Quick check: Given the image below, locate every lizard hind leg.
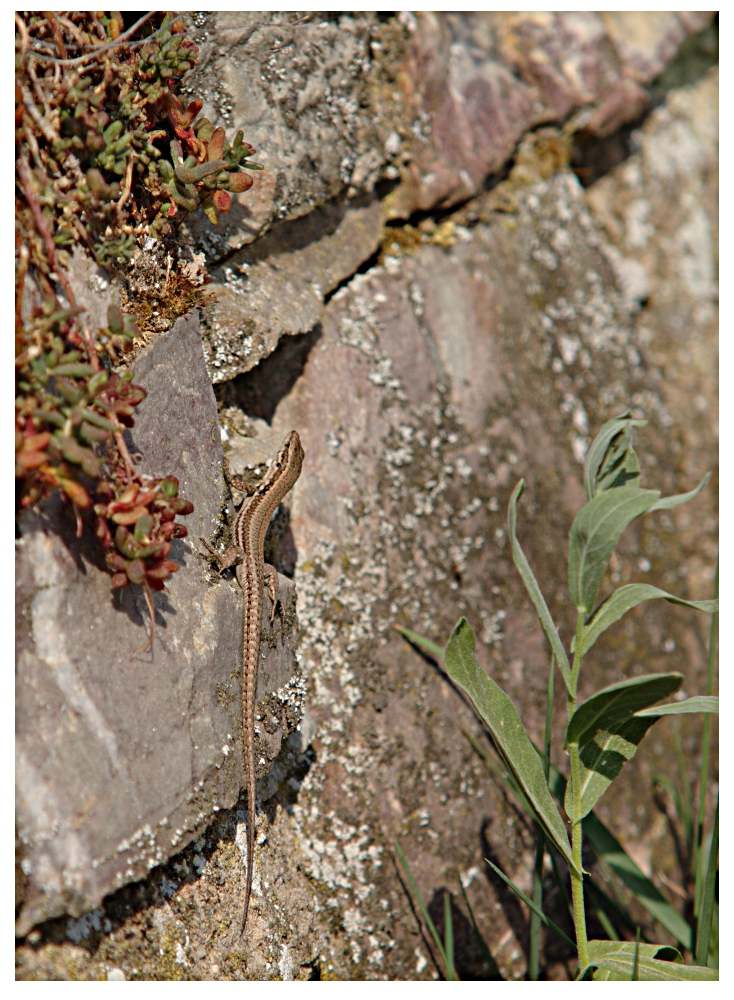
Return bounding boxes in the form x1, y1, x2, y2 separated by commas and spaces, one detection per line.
263, 564, 281, 623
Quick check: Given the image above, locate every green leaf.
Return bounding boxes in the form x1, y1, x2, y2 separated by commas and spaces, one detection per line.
584, 940, 717, 981
485, 859, 576, 951
566, 674, 683, 748
574, 584, 718, 657
444, 618, 577, 873
568, 486, 660, 613
508, 481, 571, 687
565, 714, 661, 820
548, 766, 694, 948
635, 695, 719, 718
584, 411, 647, 500
695, 795, 718, 968
394, 625, 445, 662
649, 472, 710, 511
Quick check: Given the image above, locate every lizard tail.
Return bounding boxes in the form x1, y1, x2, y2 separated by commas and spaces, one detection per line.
240, 764, 255, 936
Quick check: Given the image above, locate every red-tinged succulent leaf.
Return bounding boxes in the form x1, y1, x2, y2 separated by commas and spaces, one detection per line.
171, 524, 188, 538
212, 189, 232, 213
17, 451, 48, 471
163, 560, 180, 573
208, 127, 225, 161
117, 484, 140, 505
164, 92, 185, 127
96, 516, 114, 547
112, 505, 151, 526
170, 498, 194, 515
228, 171, 254, 193
111, 572, 129, 589
135, 489, 160, 507
160, 521, 175, 539
147, 576, 166, 591
59, 477, 91, 508
126, 559, 146, 585
105, 551, 128, 573
183, 98, 203, 128
145, 563, 172, 580
22, 432, 52, 452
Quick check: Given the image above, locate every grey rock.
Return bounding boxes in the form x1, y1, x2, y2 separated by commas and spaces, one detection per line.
15, 315, 302, 935
201, 196, 385, 382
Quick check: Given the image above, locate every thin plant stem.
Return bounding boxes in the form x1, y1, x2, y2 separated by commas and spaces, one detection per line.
694, 560, 718, 920
567, 611, 588, 968
569, 742, 588, 969
530, 651, 555, 979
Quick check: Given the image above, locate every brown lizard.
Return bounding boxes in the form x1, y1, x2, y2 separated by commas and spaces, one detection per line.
201, 429, 304, 937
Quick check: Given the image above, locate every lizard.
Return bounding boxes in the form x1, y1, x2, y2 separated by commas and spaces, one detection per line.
200, 429, 304, 938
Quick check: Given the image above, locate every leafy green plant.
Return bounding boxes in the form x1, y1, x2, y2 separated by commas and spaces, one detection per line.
15, 13, 266, 651
397, 412, 718, 980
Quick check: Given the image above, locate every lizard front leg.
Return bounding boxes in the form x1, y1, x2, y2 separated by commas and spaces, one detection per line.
199, 536, 245, 573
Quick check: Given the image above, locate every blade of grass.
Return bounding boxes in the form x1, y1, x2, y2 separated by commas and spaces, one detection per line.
443, 891, 456, 981
485, 858, 576, 951
632, 928, 641, 980
672, 725, 694, 850
694, 559, 718, 919
695, 795, 718, 967
394, 840, 455, 979
529, 829, 545, 980
458, 878, 497, 974
393, 625, 445, 662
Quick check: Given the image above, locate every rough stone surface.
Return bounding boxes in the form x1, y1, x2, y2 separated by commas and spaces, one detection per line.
16, 19, 717, 985
201, 196, 385, 382
181, 11, 713, 383
15, 315, 303, 936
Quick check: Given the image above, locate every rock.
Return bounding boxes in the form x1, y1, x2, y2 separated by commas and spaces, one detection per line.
182, 11, 712, 381
181, 12, 384, 254
15, 314, 303, 936
382, 11, 715, 217
200, 196, 385, 382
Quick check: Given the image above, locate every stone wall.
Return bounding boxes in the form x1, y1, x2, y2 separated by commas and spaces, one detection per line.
16, 12, 717, 981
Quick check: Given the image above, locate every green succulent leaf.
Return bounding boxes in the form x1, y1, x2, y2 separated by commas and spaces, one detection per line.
566, 673, 683, 749
583, 940, 716, 981
574, 583, 718, 657
444, 618, 577, 873
508, 480, 571, 687
648, 472, 711, 511
568, 486, 660, 613
634, 695, 719, 718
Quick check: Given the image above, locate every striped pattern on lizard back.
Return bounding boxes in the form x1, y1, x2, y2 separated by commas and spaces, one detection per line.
233, 430, 304, 938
